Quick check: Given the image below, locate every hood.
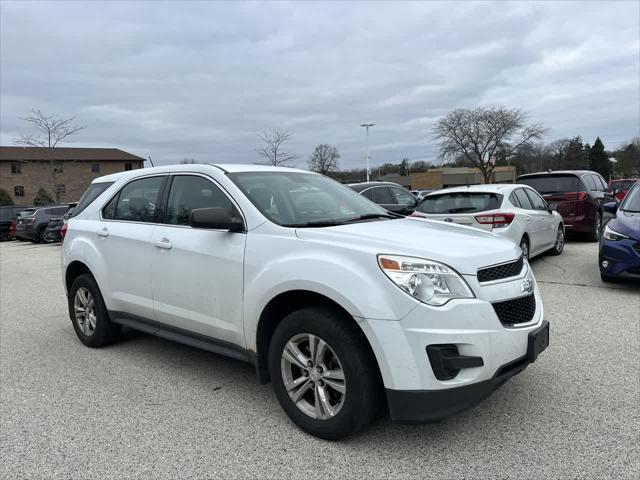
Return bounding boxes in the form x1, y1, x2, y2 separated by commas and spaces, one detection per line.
608, 210, 640, 241
295, 217, 521, 275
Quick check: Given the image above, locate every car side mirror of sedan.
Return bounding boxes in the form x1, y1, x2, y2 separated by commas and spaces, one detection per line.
602, 202, 618, 215
547, 202, 558, 213
190, 207, 244, 232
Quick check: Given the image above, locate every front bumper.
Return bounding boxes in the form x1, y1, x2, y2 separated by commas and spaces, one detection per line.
599, 238, 640, 279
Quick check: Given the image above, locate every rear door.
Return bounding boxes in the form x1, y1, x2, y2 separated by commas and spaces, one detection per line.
150, 174, 247, 346
524, 188, 556, 251
98, 174, 166, 321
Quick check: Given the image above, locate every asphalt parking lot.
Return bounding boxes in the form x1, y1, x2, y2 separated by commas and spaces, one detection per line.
1, 240, 638, 479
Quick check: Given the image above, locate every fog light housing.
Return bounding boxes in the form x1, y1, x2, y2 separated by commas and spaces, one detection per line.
601, 260, 609, 268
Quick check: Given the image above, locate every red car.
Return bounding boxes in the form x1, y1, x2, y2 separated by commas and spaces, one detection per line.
517, 170, 614, 242
609, 179, 638, 202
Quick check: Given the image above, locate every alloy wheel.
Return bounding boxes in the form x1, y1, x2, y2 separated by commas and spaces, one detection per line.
74, 287, 97, 336
280, 333, 346, 420
520, 240, 529, 260
555, 228, 564, 253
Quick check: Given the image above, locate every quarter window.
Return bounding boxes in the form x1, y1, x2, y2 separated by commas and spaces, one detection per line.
363, 187, 394, 204
513, 189, 533, 209
582, 175, 597, 191
103, 176, 164, 222
165, 175, 234, 226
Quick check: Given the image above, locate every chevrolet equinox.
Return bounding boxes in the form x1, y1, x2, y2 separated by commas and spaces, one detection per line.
62, 164, 549, 439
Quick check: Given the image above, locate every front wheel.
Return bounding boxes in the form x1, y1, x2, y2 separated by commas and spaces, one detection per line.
268, 306, 381, 440
520, 237, 530, 260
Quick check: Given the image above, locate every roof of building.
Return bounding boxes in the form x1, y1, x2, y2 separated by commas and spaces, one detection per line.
0, 146, 145, 162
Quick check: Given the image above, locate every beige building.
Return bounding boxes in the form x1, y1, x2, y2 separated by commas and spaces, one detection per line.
379, 166, 517, 190
0, 146, 145, 205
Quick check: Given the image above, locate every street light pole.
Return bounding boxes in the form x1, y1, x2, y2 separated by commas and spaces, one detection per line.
361, 123, 375, 182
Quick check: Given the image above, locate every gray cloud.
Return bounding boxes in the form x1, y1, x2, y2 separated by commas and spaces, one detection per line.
1, 0, 638, 169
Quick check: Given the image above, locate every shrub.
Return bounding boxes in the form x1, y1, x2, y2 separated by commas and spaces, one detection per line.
33, 188, 55, 206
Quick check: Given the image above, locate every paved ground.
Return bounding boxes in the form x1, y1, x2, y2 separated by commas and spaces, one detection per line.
1, 239, 638, 479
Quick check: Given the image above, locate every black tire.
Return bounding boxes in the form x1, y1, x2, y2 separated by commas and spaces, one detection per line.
68, 273, 121, 347
519, 236, 530, 260
32, 226, 46, 243
268, 306, 381, 440
586, 212, 601, 242
548, 224, 565, 256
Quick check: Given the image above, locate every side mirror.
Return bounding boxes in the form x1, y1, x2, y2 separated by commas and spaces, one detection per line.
602, 202, 618, 215
547, 202, 558, 213
190, 207, 244, 232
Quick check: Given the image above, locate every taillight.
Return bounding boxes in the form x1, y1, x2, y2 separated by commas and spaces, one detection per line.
60, 223, 68, 244
565, 191, 588, 201
474, 213, 515, 228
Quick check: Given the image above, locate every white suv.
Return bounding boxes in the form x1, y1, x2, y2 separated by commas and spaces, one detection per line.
62, 165, 549, 439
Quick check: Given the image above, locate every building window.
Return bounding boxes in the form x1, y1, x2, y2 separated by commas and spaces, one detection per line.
53, 161, 64, 174
91, 162, 100, 173
11, 162, 22, 174
14, 185, 25, 198
125, 162, 133, 171
55, 184, 66, 194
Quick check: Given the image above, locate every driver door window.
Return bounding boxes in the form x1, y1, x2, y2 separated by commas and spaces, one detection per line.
164, 175, 234, 226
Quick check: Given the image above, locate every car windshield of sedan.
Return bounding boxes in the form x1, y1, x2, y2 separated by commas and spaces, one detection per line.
228, 171, 394, 227
619, 184, 640, 212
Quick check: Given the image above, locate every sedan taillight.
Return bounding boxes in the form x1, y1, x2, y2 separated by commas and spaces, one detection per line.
474, 213, 515, 228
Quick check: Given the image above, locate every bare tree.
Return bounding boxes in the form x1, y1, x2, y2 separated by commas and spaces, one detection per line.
432, 107, 548, 183
180, 158, 209, 164
14, 109, 86, 202
308, 144, 340, 175
256, 128, 298, 166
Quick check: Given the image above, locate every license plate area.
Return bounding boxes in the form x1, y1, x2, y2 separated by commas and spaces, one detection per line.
527, 320, 549, 363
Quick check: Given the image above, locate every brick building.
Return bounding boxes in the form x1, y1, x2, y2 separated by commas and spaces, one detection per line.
0, 146, 144, 205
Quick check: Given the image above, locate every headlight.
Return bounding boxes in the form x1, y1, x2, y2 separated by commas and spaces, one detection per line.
603, 224, 628, 241
378, 254, 475, 306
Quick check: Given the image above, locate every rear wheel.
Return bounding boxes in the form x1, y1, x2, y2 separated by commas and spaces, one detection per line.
519, 236, 530, 260
548, 225, 565, 256
68, 274, 121, 347
586, 212, 601, 242
268, 306, 380, 440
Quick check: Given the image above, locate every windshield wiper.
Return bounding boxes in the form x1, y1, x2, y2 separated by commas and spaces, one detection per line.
290, 213, 400, 228
346, 213, 401, 221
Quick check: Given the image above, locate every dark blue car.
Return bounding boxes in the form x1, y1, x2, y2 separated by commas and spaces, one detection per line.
599, 181, 640, 282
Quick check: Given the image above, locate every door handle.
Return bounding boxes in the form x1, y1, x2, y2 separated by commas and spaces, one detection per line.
153, 238, 172, 250
96, 227, 109, 237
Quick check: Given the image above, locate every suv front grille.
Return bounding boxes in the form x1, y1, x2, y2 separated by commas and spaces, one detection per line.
492, 294, 536, 326
477, 256, 524, 283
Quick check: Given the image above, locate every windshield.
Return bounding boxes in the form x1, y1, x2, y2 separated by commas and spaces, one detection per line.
417, 192, 502, 214
619, 183, 640, 212
70, 182, 114, 217
228, 171, 392, 227
518, 175, 583, 194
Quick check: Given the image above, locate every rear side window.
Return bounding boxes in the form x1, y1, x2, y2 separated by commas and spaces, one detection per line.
518, 174, 584, 194
524, 189, 547, 211
165, 175, 233, 226
594, 175, 608, 191
513, 189, 534, 210
417, 192, 502, 214
70, 182, 114, 218
582, 175, 597, 191
362, 187, 394, 204
46, 207, 69, 216
103, 176, 164, 222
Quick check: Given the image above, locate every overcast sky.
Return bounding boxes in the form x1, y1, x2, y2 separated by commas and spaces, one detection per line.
1, 1, 639, 169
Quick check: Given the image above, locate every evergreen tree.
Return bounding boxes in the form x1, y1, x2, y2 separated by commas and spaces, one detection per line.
588, 137, 611, 179
563, 136, 587, 169
33, 188, 55, 206
0, 188, 14, 206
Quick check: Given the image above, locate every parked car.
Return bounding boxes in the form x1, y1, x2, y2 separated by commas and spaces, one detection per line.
348, 181, 418, 215
42, 216, 65, 243
412, 184, 564, 259
517, 170, 614, 241
609, 179, 638, 203
599, 182, 640, 282
16, 205, 70, 242
410, 189, 434, 201
0, 205, 32, 241
62, 165, 549, 440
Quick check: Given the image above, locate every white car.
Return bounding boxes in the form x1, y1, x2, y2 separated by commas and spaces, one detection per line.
410, 189, 434, 201
412, 184, 565, 259
61, 165, 549, 439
